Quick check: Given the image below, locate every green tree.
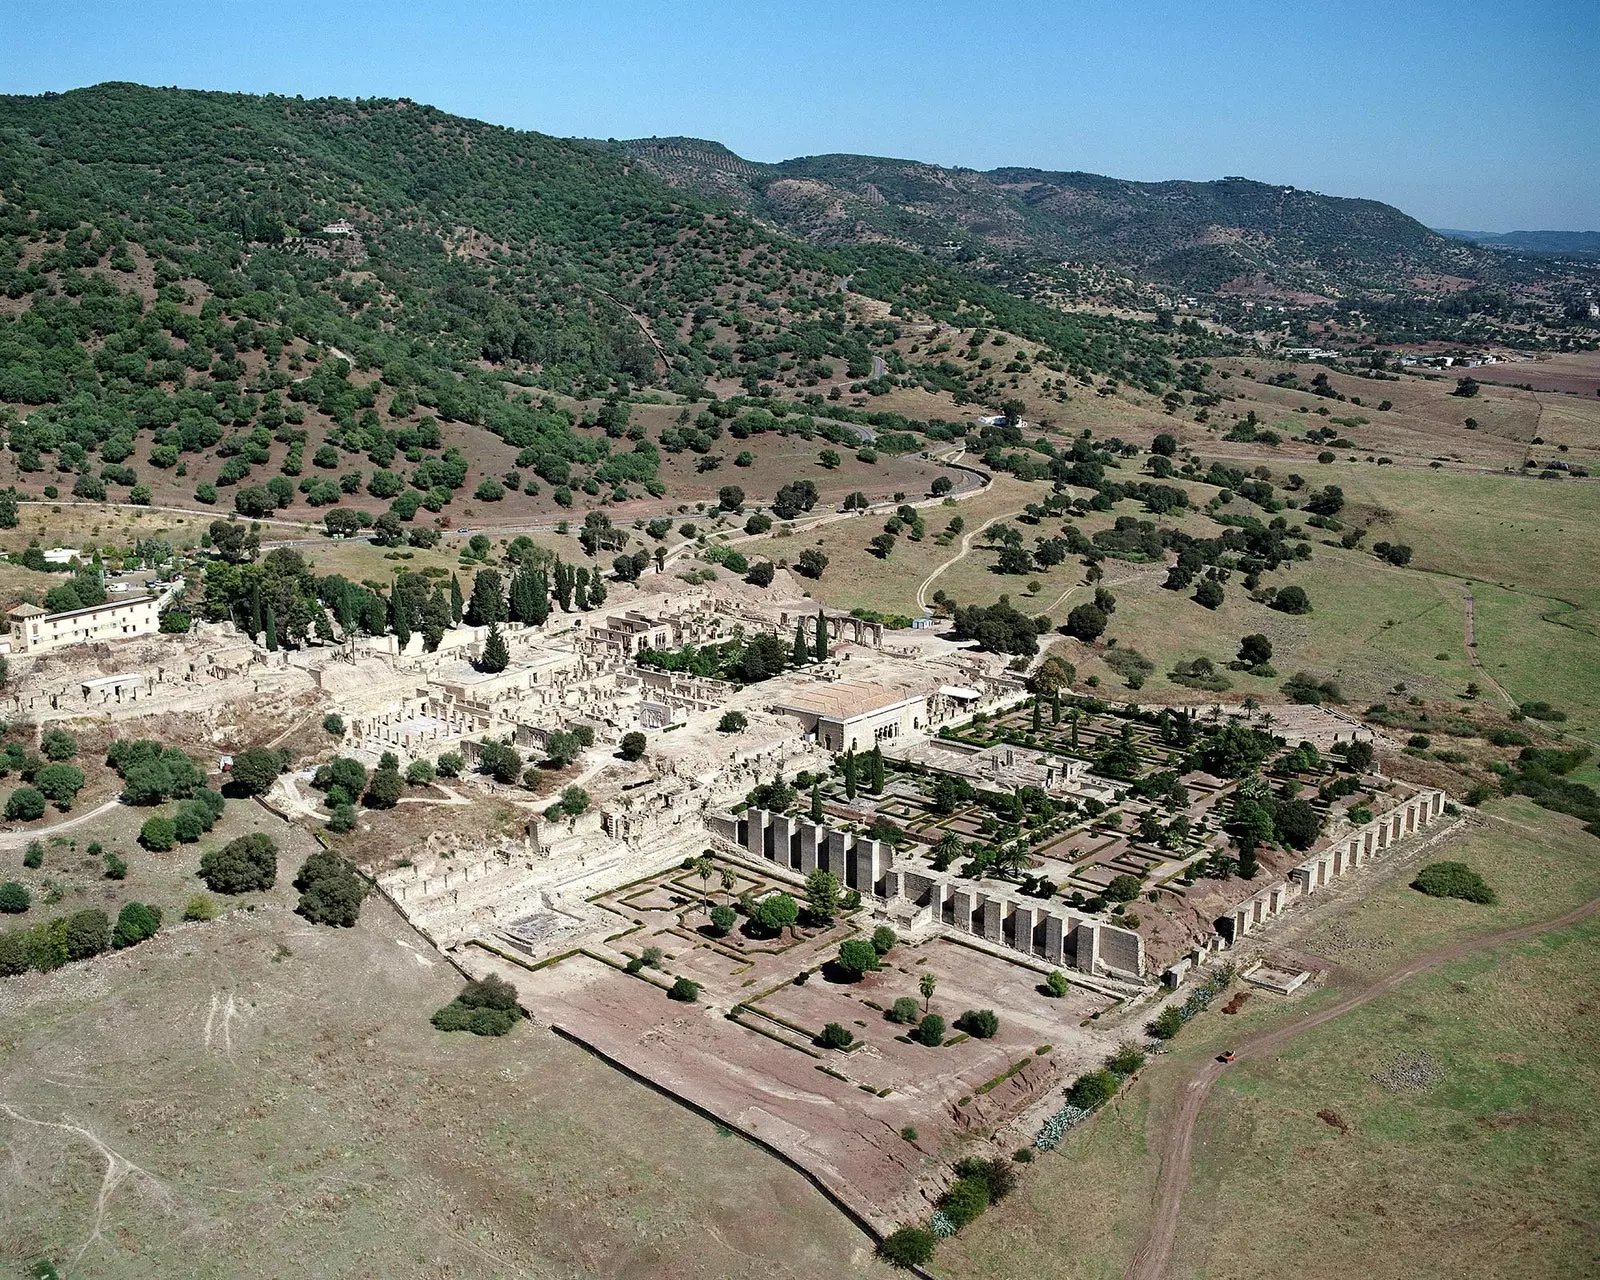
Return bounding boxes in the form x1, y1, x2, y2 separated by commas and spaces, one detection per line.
619, 731, 646, 761
139, 816, 177, 850
228, 746, 283, 796
837, 938, 880, 977
112, 901, 162, 949
294, 850, 369, 926
755, 891, 799, 937
479, 621, 510, 673
916, 1013, 946, 1046
199, 833, 278, 893
919, 970, 937, 1012
805, 869, 842, 922
819, 1022, 853, 1049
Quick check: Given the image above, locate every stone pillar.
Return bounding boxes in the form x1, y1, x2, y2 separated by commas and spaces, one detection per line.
1075, 919, 1100, 974
771, 814, 800, 870
953, 888, 976, 933
743, 809, 767, 859
825, 829, 848, 876
1269, 885, 1285, 915
1235, 906, 1251, 937
980, 897, 1003, 944
799, 822, 823, 875
1009, 903, 1037, 955
1043, 911, 1065, 965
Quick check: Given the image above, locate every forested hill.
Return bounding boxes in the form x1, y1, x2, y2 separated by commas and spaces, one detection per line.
0, 81, 1180, 422
619, 137, 1510, 298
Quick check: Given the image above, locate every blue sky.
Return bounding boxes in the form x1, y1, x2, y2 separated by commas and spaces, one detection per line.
2, 0, 1595, 229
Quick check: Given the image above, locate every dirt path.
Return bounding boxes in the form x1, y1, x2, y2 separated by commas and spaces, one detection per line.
914, 508, 1025, 610
0, 797, 123, 849
1123, 892, 1600, 1280
1461, 583, 1517, 708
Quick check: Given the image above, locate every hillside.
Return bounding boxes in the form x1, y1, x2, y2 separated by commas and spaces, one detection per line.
620, 137, 1524, 299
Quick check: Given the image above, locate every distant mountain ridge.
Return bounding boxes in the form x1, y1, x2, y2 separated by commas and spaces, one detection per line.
617, 137, 1522, 299
1436, 228, 1600, 258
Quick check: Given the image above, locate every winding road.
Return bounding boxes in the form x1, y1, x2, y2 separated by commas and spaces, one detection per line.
1122, 892, 1600, 1280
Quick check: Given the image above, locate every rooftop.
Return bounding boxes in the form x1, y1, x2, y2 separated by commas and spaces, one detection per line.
772, 680, 923, 720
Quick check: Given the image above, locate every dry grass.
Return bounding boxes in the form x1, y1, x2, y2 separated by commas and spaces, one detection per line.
0, 806, 885, 1279
934, 799, 1600, 1280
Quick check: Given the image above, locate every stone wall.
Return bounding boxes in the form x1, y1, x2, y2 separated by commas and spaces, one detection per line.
713, 806, 1145, 979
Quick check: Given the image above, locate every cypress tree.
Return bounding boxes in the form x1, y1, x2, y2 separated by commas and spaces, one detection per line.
813, 612, 828, 662
792, 622, 809, 667
574, 567, 590, 611
1238, 838, 1259, 880
588, 573, 607, 607
843, 748, 857, 800
450, 573, 464, 624
868, 745, 885, 793
1052, 690, 1061, 725
264, 603, 278, 652
480, 622, 509, 673
247, 585, 262, 639
810, 785, 823, 823
554, 559, 573, 611
392, 591, 411, 651
529, 569, 551, 625
1032, 698, 1042, 731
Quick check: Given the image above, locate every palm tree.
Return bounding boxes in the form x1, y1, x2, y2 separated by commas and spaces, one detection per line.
719, 866, 736, 903
919, 971, 937, 1014
694, 854, 715, 913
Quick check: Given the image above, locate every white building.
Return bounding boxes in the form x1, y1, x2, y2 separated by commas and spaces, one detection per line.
8, 595, 159, 654
771, 681, 927, 753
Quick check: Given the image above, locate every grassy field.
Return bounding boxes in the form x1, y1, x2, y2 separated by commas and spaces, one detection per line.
0, 806, 886, 1280
933, 799, 1600, 1280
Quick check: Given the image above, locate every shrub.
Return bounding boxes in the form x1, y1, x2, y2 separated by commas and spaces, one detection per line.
112, 901, 162, 949
1108, 1043, 1147, 1076
717, 710, 748, 734
139, 816, 177, 851
65, 908, 111, 960
173, 808, 205, 844
871, 925, 898, 954
183, 894, 218, 922
1271, 585, 1312, 614
954, 1155, 1017, 1202
879, 1225, 937, 1269
1412, 861, 1496, 904
0, 881, 30, 912
1149, 1005, 1185, 1040
668, 977, 701, 1002
5, 787, 46, 821
1105, 873, 1142, 902
22, 841, 42, 869
916, 1013, 946, 1046
888, 996, 921, 1024
199, 833, 278, 894
436, 752, 464, 778
837, 938, 881, 977
709, 904, 736, 934
1044, 969, 1070, 998
1067, 1068, 1120, 1110
294, 851, 368, 926
939, 1173, 991, 1227
619, 731, 647, 761
819, 1022, 854, 1050
40, 729, 77, 761
104, 853, 128, 880
322, 713, 345, 737
956, 1009, 1000, 1038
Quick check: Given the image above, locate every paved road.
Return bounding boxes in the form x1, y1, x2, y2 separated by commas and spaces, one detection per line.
1122, 890, 1600, 1280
